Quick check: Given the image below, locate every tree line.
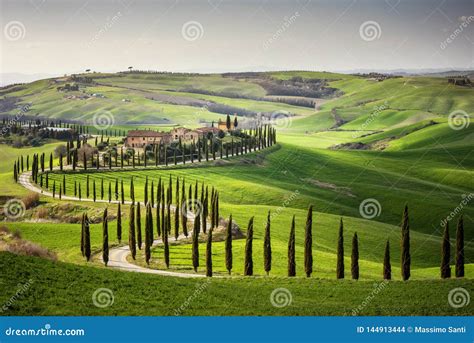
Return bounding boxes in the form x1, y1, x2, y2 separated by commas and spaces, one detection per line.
81, 203, 466, 280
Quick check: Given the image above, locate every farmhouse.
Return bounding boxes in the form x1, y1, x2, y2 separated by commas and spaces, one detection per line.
217, 119, 235, 131
124, 130, 171, 148
124, 126, 222, 149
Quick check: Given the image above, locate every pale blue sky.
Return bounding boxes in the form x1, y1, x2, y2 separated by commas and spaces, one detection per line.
1, 0, 473, 75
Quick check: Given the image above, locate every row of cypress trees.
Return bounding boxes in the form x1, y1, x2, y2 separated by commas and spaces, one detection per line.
15, 125, 277, 182
81, 203, 465, 280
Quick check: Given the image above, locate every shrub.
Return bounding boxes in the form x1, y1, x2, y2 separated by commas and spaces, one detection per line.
22, 192, 40, 209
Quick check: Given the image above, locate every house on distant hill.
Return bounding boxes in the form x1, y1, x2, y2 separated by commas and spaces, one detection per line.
124, 130, 171, 148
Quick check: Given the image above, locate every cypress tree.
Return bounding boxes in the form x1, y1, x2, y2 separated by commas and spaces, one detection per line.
144, 176, 148, 204
192, 213, 200, 272
440, 222, 451, 279
225, 215, 233, 275
108, 181, 111, 203
263, 211, 272, 276
181, 194, 188, 237
78, 182, 81, 200
351, 232, 359, 280
336, 218, 344, 279
62, 175, 66, 195
80, 213, 85, 256
136, 202, 142, 249
174, 178, 180, 240
117, 202, 122, 243
400, 205, 411, 281
383, 239, 391, 280
145, 203, 151, 265
93, 180, 96, 202
163, 211, 170, 268
102, 208, 109, 266
101, 178, 104, 200
288, 215, 296, 277
86, 175, 90, 198
244, 217, 254, 276
121, 179, 124, 204
84, 214, 91, 261
129, 204, 136, 260
114, 178, 118, 201
455, 215, 464, 278
206, 227, 213, 277
130, 177, 135, 202
156, 195, 161, 237
304, 205, 313, 278
52, 181, 56, 198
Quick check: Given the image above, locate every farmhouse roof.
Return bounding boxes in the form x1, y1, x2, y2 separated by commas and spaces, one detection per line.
127, 130, 168, 137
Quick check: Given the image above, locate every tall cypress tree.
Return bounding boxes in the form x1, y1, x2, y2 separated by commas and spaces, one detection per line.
136, 202, 142, 250
244, 217, 254, 276
163, 207, 170, 268
192, 213, 200, 272
80, 213, 85, 256
117, 202, 122, 243
225, 215, 233, 275
351, 232, 359, 280
181, 193, 188, 237
304, 205, 313, 278
102, 208, 109, 266
263, 211, 272, 276
336, 218, 344, 279
121, 180, 125, 204
84, 214, 91, 261
400, 205, 411, 281
206, 227, 213, 277
455, 215, 464, 278
383, 239, 391, 280
145, 203, 151, 265
288, 215, 296, 277
93, 180, 96, 202
440, 222, 451, 279
129, 204, 136, 260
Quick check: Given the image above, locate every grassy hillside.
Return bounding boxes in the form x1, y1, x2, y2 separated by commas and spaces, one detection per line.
1, 252, 472, 316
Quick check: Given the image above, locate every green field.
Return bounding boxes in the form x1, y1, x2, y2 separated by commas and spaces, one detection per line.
0, 70, 473, 316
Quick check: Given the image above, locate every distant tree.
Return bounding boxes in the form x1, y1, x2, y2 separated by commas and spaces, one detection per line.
336, 218, 344, 279
192, 213, 200, 272
400, 205, 411, 281
288, 215, 296, 277
351, 232, 359, 280
136, 202, 142, 250
304, 205, 313, 277
263, 211, 272, 276
84, 214, 91, 261
102, 208, 109, 266
383, 239, 391, 280
226, 114, 231, 130
206, 227, 213, 277
455, 215, 464, 278
244, 217, 254, 276
129, 203, 136, 260
93, 180, 96, 202
440, 222, 451, 279
117, 202, 122, 243
225, 215, 233, 275
233, 115, 238, 129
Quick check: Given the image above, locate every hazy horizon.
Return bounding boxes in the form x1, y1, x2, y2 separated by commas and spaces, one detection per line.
1, 0, 473, 80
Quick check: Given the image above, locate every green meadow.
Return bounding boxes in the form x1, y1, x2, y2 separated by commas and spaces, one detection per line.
0, 71, 472, 315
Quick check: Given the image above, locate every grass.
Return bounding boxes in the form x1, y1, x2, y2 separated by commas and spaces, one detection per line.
0, 70, 473, 315
1, 252, 472, 316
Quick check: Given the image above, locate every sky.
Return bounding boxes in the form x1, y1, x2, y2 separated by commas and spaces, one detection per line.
0, 0, 473, 78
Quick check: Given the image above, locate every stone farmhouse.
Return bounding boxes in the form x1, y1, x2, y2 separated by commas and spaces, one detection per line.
124, 126, 221, 149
